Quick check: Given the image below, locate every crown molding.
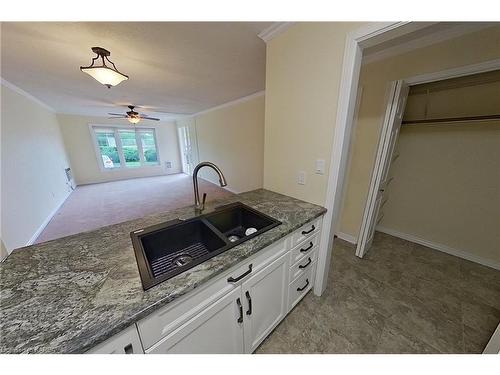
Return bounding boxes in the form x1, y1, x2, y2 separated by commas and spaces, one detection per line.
363, 22, 495, 65
191, 90, 265, 117
1, 77, 56, 112
258, 22, 294, 43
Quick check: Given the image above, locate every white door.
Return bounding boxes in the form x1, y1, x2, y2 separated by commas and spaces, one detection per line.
146, 287, 244, 354
356, 80, 409, 258
241, 253, 289, 353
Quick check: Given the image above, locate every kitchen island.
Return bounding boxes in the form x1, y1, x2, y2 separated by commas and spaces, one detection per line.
0, 189, 326, 354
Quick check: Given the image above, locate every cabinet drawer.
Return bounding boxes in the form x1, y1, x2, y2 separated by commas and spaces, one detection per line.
291, 217, 321, 248
138, 237, 288, 349
289, 247, 318, 282
288, 261, 316, 311
87, 324, 143, 354
290, 233, 319, 265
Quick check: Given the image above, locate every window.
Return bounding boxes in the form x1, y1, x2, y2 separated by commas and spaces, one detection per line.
91, 126, 160, 170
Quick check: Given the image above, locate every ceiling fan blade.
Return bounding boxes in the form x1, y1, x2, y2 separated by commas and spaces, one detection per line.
108, 117, 127, 119
140, 116, 160, 121
108, 113, 127, 116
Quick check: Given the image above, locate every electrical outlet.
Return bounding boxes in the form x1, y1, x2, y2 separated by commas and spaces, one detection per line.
165, 161, 172, 169
298, 171, 306, 185
315, 159, 325, 175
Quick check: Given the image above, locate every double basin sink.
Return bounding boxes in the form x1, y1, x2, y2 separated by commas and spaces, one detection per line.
131, 202, 281, 290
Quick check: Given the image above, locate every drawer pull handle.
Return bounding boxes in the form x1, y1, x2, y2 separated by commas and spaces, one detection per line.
236, 298, 243, 323
297, 279, 310, 292
298, 257, 312, 269
300, 242, 313, 253
245, 291, 252, 316
124, 344, 133, 354
301, 225, 315, 235
227, 264, 253, 283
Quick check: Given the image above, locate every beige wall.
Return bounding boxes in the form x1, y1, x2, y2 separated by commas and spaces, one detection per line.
180, 94, 265, 193
57, 114, 181, 185
1, 83, 72, 251
339, 25, 500, 239
381, 121, 500, 265
263, 22, 365, 206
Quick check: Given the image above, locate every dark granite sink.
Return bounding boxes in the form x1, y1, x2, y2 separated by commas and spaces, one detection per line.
131, 202, 281, 290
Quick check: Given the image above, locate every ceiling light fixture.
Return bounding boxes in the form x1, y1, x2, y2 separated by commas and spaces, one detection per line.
128, 116, 141, 124
80, 47, 128, 88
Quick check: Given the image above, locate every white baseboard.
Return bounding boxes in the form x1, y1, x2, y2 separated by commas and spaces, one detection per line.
335, 231, 357, 245
376, 225, 500, 271
26, 190, 73, 247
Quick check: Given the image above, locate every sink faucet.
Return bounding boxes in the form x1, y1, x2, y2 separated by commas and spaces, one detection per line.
193, 162, 227, 214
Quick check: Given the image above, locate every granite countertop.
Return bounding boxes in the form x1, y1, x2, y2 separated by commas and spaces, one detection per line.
0, 189, 326, 354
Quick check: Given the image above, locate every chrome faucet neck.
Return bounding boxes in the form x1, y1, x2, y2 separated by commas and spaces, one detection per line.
192, 162, 227, 213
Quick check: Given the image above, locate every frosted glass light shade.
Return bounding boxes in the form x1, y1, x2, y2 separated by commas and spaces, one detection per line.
128, 116, 141, 124
81, 66, 128, 88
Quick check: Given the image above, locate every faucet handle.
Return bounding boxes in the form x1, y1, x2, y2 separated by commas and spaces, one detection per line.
201, 192, 207, 211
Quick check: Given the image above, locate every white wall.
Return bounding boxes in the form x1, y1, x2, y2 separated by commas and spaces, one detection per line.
1, 82, 72, 252
177, 94, 265, 193
57, 114, 182, 185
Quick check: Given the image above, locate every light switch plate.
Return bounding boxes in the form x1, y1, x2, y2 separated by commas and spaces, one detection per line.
315, 159, 325, 175
298, 171, 306, 185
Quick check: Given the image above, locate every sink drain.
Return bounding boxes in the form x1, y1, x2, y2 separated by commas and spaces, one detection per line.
172, 254, 194, 267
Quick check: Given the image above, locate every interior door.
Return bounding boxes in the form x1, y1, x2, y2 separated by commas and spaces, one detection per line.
146, 287, 244, 354
356, 80, 409, 258
241, 253, 288, 353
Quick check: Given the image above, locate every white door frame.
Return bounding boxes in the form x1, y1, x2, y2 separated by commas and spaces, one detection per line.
313, 19, 500, 295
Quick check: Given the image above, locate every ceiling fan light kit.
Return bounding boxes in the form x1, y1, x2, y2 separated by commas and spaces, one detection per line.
108, 105, 160, 125
80, 47, 129, 88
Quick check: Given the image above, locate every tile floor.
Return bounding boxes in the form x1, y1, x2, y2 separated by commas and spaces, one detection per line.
256, 232, 500, 353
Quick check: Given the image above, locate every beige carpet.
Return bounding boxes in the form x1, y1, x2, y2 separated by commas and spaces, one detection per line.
35, 174, 234, 244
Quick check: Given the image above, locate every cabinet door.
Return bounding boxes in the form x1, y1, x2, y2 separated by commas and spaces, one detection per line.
146, 287, 244, 354
242, 252, 289, 353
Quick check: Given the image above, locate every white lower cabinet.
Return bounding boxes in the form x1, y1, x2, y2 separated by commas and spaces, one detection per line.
242, 252, 289, 353
88, 216, 323, 354
147, 287, 244, 354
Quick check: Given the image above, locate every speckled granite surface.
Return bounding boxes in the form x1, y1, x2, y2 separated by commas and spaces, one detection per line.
0, 189, 326, 354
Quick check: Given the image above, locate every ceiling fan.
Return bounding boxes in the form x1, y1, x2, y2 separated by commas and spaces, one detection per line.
108, 105, 160, 124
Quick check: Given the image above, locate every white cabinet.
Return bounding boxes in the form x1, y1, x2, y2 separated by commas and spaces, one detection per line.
242, 252, 289, 353
147, 288, 244, 353
87, 324, 144, 354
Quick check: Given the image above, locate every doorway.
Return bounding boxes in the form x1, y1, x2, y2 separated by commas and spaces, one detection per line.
178, 121, 200, 175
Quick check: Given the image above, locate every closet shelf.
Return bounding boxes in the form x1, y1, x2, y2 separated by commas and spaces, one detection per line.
402, 114, 500, 125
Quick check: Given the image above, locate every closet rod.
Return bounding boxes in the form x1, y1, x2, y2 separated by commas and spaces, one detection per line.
402, 114, 500, 125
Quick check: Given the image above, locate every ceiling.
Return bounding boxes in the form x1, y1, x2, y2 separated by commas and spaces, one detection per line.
1, 22, 272, 120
